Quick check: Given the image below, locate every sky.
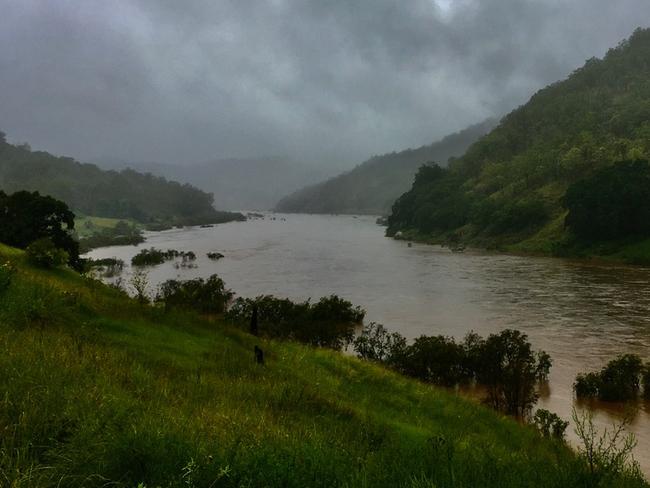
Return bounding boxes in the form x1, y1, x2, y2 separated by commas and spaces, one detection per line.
1, 0, 649, 168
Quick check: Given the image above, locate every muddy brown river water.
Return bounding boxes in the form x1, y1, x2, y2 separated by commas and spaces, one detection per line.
87, 213, 650, 474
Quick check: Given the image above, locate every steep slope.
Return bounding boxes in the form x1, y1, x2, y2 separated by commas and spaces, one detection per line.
98, 157, 335, 211
1, 243, 643, 487
387, 28, 650, 256
0, 135, 243, 226
274, 119, 496, 215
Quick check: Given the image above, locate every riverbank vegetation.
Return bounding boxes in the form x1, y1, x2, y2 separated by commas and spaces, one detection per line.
387, 28, 650, 264
575, 354, 650, 402
0, 131, 245, 228
1, 243, 646, 486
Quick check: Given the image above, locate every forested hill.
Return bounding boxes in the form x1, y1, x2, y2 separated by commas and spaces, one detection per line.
274, 119, 496, 215
388, 27, 650, 260
0, 135, 243, 226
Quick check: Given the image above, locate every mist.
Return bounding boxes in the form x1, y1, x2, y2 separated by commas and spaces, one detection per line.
1, 0, 649, 167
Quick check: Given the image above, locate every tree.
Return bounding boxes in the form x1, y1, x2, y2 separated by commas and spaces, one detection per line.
0, 190, 81, 269
475, 329, 550, 417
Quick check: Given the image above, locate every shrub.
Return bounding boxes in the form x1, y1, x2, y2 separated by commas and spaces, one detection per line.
26, 237, 69, 268
644, 364, 650, 400
397, 335, 471, 387
474, 329, 550, 417
131, 248, 196, 267
88, 258, 125, 277
353, 322, 407, 364
156, 275, 233, 314
533, 409, 569, 440
574, 372, 601, 398
574, 354, 644, 401
226, 294, 364, 349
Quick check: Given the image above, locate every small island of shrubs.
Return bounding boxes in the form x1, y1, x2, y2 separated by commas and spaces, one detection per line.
575, 354, 650, 402
131, 247, 197, 266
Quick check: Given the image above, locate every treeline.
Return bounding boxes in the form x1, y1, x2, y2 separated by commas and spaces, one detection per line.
0, 132, 244, 226
275, 119, 495, 215
388, 28, 650, 254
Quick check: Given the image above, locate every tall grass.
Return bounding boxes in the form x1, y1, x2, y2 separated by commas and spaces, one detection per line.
0, 244, 646, 487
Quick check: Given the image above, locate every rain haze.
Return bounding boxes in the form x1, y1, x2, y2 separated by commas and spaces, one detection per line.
1, 0, 649, 167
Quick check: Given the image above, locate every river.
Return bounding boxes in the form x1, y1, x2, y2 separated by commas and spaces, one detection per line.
87, 213, 650, 473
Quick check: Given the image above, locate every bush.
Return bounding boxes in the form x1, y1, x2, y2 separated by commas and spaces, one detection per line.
353, 325, 550, 418
131, 248, 196, 267
574, 354, 644, 401
226, 294, 364, 349
353, 322, 407, 364
88, 258, 125, 277
156, 275, 233, 314
644, 364, 650, 400
26, 237, 69, 268
397, 335, 471, 387
475, 329, 551, 417
533, 409, 569, 440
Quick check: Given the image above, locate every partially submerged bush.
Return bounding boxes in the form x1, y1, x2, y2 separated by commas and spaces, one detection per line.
354, 325, 550, 418
207, 252, 224, 260
226, 294, 364, 349
156, 275, 233, 314
574, 354, 645, 401
26, 237, 69, 268
131, 248, 196, 267
87, 257, 125, 277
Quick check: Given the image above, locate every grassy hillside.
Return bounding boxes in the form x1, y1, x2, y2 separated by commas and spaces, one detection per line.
387, 28, 650, 260
0, 244, 645, 487
0, 134, 244, 227
275, 119, 495, 215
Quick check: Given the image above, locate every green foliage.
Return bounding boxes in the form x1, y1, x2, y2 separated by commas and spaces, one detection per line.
574, 354, 645, 401
533, 409, 569, 440
26, 237, 69, 268
0, 190, 80, 269
0, 135, 244, 225
275, 120, 495, 215
156, 275, 233, 314
0, 243, 647, 487
353, 322, 407, 364
131, 248, 196, 267
79, 220, 145, 253
564, 160, 650, 240
355, 326, 551, 418
226, 294, 364, 349
388, 28, 650, 255
475, 329, 551, 417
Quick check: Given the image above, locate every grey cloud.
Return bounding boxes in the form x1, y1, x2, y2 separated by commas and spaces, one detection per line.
1, 0, 649, 166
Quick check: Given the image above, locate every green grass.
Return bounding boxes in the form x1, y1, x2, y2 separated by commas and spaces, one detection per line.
0, 243, 646, 487
74, 215, 141, 238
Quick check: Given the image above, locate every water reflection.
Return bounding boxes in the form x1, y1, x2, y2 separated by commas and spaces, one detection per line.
87, 213, 650, 474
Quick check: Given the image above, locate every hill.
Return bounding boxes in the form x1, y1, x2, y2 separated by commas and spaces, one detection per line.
1, 244, 643, 487
274, 119, 496, 215
387, 28, 650, 261
0, 134, 244, 226
97, 157, 336, 211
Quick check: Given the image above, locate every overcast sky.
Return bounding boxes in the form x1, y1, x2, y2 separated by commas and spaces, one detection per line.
1, 0, 649, 167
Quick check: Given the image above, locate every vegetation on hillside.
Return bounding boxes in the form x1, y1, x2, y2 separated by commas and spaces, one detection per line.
0, 244, 646, 486
0, 132, 244, 227
275, 119, 495, 215
387, 28, 650, 260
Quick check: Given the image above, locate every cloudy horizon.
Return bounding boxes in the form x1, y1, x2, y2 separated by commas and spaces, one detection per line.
1, 0, 649, 168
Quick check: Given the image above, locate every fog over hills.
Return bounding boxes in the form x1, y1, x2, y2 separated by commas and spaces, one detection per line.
96, 157, 339, 211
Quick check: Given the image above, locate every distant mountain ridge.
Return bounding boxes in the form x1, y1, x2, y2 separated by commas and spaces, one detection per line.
97, 157, 336, 211
0, 133, 242, 226
274, 119, 497, 215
